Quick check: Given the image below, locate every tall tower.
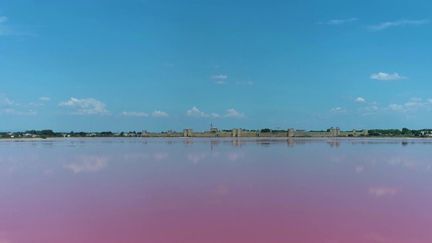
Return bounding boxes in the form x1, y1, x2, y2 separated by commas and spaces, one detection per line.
232, 128, 242, 137
288, 128, 295, 137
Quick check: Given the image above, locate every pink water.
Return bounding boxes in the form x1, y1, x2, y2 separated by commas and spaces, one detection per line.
1, 138, 432, 243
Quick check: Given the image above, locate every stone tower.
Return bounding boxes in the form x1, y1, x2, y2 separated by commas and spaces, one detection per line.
183, 129, 193, 137
288, 128, 295, 137
232, 128, 242, 137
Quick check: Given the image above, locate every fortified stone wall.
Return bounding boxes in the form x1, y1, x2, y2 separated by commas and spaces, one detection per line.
141, 128, 369, 138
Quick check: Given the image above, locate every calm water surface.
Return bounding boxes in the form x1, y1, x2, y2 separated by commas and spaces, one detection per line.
1, 138, 432, 243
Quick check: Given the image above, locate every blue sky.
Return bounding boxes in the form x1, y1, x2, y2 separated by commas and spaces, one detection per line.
0, 0, 432, 131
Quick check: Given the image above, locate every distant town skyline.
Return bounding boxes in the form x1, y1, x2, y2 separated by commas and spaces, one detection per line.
1, 0, 432, 131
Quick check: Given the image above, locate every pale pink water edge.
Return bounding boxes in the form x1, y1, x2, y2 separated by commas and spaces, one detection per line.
1, 138, 432, 243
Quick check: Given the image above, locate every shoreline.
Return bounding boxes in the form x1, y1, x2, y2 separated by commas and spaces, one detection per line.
1, 136, 432, 141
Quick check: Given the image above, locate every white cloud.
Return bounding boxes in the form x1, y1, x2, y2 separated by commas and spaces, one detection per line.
2, 108, 37, 116
352, 97, 432, 114
210, 112, 221, 118
361, 104, 380, 115
336, 96, 432, 116
370, 72, 406, 81
29, 97, 51, 107
0, 96, 14, 106
152, 110, 169, 118
330, 107, 346, 113
388, 104, 405, 112
355, 97, 366, 103
121, 111, 149, 117
186, 107, 244, 118
186, 106, 220, 118
59, 97, 108, 115
369, 19, 429, 31
388, 97, 432, 113
211, 74, 228, 84
224, 108, 245, 118
0, 95, 39, 115
38, 97, 51, 102
187, 106, 207, 117
319, 17, 358, 25
235, 80, 255, 86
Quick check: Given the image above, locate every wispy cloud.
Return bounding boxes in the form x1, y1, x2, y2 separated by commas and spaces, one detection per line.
186, 106, 220, 118
0, 16, 8, 24
352, 97, 432, 115
121, 111, 149, 117
318, 17, 358, 25
235, 80, 254, 86
0, 16, 36, 37
186, 107, 245, 118
369, 19, 429, 31
38, 97, 51, 102
330, 107, 346, 113
211, 74, 228, 85
59, 97, 109, 115
388, 98, 432, 113
0, 16, 22, 36
355, 97, 366, 103
352, 97, 381, 115
0, 96, 14, 106
187, 106, 208, 118
0, 16, 9, 36
334, 96, 432, 116
0, 95, 39, 115
360, 104, 380, 116
224, 108, 245, 118
370, 72, 407, 81
2, 108, 37, 116
152, 110, 169, 118
28, 97, 51, 107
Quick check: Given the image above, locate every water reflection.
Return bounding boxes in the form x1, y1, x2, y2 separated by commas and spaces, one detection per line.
187, 152, 208, 164
327, 140, 341, 148
369, 187, 399, 197
226, 152, 244, 161
1, 138, 432, 243
64, 156, 108, 174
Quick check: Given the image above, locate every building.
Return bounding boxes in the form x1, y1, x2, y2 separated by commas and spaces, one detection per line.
288, 128, 295, 137
232, 128, 242, 137
286, 127, 366, 137
329, 127, 341, 137
183, 129, 193, 137
209, 127, 219, 133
